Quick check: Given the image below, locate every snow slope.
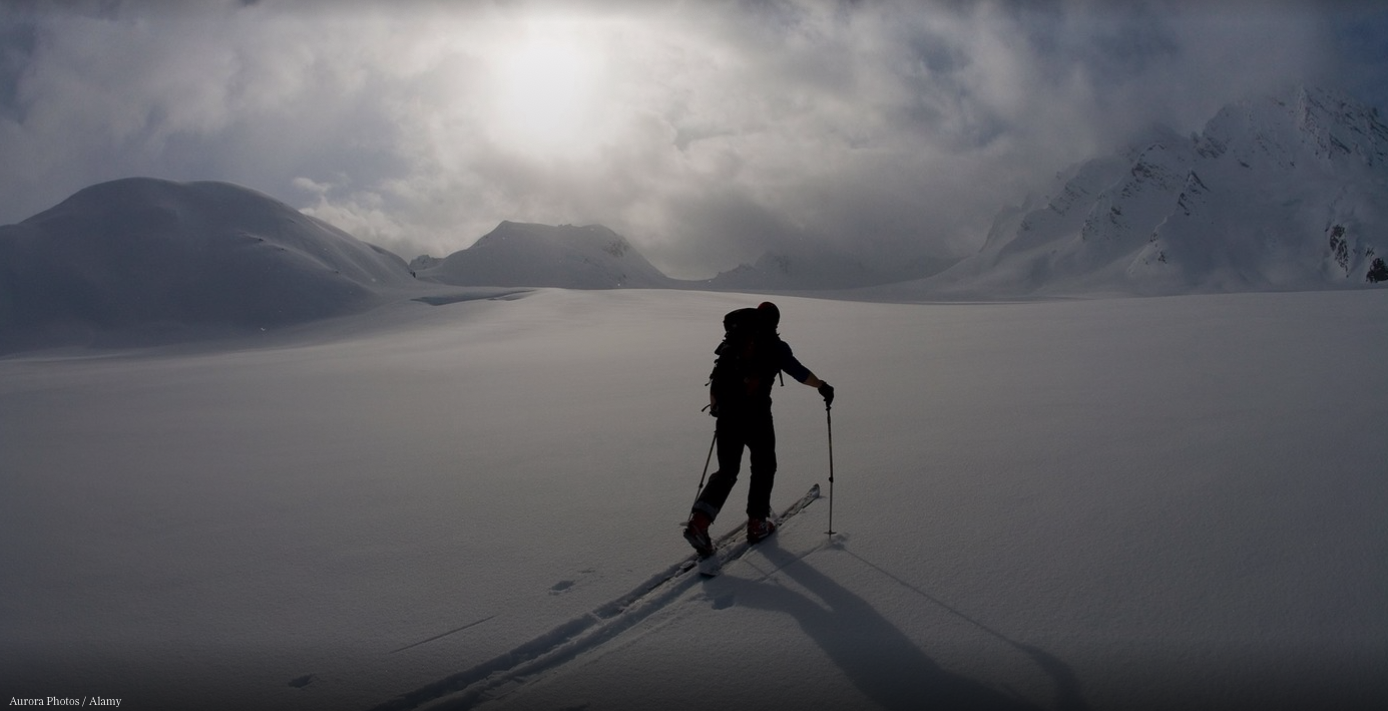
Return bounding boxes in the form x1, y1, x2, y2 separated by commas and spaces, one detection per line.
926, 86, 1388, 297
2, 288, 1385, 711
416, 221, 674, 289
0, 178, 418, 353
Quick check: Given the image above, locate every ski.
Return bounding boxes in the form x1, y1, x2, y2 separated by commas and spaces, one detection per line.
693, 483, 821, 578
368, 483, 822, 711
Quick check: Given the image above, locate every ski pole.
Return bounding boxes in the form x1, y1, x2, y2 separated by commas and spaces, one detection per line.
826, 403, 835, 537
694, 429, 717, 504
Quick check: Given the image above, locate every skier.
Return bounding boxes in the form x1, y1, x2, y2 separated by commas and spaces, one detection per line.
684, 301, 834, 557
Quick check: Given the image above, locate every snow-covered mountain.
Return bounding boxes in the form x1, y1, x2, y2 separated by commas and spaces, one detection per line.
930, 86, 1388, 296
0, 178, 416, 352
414, 222, 955, 292
416, 221, 675, 289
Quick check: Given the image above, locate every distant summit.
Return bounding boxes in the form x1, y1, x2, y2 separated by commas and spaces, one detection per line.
930, 86, 1388, 296
416, 221, 674, 289
0, 177, 415, 352
414, 222, 952, 292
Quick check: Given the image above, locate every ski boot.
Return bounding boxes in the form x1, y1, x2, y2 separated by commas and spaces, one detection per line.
684, 511, 714, 558
746, 516, 777, 544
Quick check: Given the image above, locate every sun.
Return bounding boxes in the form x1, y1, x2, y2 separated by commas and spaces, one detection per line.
486, 23, 608, 157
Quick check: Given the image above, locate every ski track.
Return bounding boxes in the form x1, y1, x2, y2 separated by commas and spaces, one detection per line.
389, 616, 498, 655
366, 486, 822, 711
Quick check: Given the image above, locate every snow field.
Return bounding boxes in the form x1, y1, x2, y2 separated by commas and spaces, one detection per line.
2, 288, 1386, 710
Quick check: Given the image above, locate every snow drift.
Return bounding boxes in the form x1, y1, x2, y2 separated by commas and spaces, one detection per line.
0, 178, 417, 353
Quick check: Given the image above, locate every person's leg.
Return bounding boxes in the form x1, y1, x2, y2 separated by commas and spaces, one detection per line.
692, 417, 747, 521
745, 413, 777, 520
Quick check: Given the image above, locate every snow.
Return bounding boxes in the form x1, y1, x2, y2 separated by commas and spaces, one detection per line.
926, 86, 1388, 297
1, 86, 1386, 710
3, 287, 1386, 710
416, 221, 674, 290
0, 178, 418, 353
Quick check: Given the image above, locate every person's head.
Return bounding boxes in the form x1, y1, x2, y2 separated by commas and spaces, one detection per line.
757, 301, 780, 330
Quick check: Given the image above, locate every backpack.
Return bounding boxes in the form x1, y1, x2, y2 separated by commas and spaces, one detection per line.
708, 307, 782, 410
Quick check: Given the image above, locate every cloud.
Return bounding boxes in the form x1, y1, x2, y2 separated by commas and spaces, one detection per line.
0, 0, 1380, 278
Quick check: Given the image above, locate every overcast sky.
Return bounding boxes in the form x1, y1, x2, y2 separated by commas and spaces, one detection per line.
2, 0, 1385, 278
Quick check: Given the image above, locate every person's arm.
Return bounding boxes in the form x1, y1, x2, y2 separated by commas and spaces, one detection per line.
805, 372, 833, 405
780, 341, 834, 404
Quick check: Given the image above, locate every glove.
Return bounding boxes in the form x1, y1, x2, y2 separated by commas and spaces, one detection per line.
818, 382, 835, 407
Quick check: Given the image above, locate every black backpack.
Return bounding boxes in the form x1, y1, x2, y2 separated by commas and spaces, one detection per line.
709, 307, 782, 410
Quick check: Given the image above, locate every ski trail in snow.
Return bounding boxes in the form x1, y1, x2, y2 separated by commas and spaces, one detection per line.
365, 486, 821, 711
389, 615, 497, 654
363, 559, 705, 711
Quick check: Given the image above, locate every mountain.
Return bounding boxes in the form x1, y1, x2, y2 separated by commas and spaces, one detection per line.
0, 177, 416, 352
929, 86, 1388, 296
415, 221, 675, 289
415, 222, 957, 293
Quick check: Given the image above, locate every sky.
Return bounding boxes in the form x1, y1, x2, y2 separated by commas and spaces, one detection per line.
2, 0, 1386, 279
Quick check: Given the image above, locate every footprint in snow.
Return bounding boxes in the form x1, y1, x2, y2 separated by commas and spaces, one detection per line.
711, 593, 736, 610
549, 569, 596, 595
288, 674, 315, 689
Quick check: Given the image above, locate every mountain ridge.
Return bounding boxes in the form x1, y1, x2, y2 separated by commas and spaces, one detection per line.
927, 85, 1388, 296
414, 220, 675, 289
4, 85, 1386, 354
0, 177, 416, 352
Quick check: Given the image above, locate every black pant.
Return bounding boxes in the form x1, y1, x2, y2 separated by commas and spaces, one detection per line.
693, 409, 776, 521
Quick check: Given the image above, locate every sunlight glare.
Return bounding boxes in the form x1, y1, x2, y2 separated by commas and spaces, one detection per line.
488, 24, 607, 157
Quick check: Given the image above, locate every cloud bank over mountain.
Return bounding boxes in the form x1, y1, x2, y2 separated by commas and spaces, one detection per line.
919, 86, 1388, 297
4, 83, 1388, 357
2, 1, 1384, 279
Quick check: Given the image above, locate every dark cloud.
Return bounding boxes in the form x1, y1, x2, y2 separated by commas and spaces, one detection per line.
0, 0, 1381, 278
1324, 3, 1388, 111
